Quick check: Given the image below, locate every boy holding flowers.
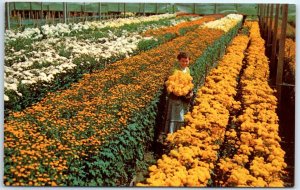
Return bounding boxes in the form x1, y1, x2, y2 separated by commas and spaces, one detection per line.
163, 52, 194, 134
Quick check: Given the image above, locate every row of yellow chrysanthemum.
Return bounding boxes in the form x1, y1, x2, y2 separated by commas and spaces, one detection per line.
137, 34, 250, 187
216, 21, 287, 187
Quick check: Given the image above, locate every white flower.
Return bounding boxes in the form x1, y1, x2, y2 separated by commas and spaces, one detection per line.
4, 94, 9, 101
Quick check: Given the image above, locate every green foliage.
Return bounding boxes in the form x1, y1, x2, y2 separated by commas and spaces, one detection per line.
6, 37, 34, 53
240, 26, 250, 36
57, 45, 73, 59
137, 39, 160, 52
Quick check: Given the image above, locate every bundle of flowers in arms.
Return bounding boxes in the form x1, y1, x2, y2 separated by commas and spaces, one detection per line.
165, 70, 194, 97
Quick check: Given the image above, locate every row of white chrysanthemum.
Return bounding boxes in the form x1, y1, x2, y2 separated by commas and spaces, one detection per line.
4, 15, 199, 102
5, 13, 176, 41
201, 14, 243, 32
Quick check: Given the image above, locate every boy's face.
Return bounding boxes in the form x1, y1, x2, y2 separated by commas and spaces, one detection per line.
179, 57, 189, 68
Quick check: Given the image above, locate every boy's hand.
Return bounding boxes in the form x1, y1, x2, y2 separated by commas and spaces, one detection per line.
185, 91, 193, 99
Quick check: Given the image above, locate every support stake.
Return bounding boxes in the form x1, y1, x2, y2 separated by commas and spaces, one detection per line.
276, 4, 288, 106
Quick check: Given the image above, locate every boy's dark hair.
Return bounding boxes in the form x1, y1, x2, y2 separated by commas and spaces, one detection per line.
177, 52, 189, 60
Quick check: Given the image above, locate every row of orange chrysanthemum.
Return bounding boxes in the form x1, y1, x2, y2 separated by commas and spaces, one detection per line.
4, 20, 226, 186
137, 33, 250, 186
216, 21, 287, 187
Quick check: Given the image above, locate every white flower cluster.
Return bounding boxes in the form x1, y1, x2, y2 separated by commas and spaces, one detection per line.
201, 14, 243, 32
5, 13, 176, 41
66, 33, 144, 59
4, 14, 181, 102
41, 23, 72, 37
5, 27, 43, 41
4, 41, 76, 99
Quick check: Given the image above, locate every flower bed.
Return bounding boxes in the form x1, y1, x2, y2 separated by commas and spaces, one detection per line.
143, 15, 222, 37
5, 15, 217, 113
216, 21, 287, 187
284, 38, 295, 82
201, 14, 243, 32
5, 13, 176, 41
137, 34, 249, 187
4, 16, 243, 186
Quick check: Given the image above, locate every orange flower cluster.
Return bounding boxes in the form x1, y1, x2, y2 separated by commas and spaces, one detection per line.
137, 34, 249, 187
143, 15, 223, 37
4, 25, 225, 185
165, 70, 194, 96
217, 21, 287, 187
285, 38, 295, 77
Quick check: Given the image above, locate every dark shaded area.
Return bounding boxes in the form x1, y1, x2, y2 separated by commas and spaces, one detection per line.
277, 85, 295, 187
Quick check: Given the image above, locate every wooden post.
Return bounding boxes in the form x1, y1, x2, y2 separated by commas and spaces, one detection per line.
143, 3, 146, 16
276, 4, 288, 106
6, 2, 10, 30
264, 4, 270, 38
259, 4, 262, 26
262, 4, 266, 35
267, 4, 274, 46
261, 4, 264, 30
271, 4, 280, 76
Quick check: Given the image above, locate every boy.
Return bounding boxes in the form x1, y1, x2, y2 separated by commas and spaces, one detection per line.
164, 52, 194, 134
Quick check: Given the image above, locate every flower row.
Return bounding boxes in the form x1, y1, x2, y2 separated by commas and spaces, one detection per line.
5, 13, 176, 41
4, 15, 212, 109
137, 34, 249, 187
217, 21, 286, 187
143, 15, 222, 37
4, 23, 226, 186
201, 14, 243, 32
284, 38, 295, 79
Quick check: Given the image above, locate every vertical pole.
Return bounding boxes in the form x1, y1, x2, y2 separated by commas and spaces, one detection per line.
259, 4, 262, 26
6, 2, 10, 30
264, 4, 270, 38
276, 4, 288, 106
63, 2, 67, 23
214, 4, 217, 14
99, 2, 101, 19
84, 2, 86, 21
193, 3, 196, 14
261, 4, 265, 34
40, 2, 43, 27
173, 3, 175, 14
267, 4, 274, 46
29, 2, 32, 20
235, 3, 238, 12
139, 3, 141, 15
124, 3, 126, 18
156, 3, 158, 14
143, 3, 146, 16
271, 4, 280, 79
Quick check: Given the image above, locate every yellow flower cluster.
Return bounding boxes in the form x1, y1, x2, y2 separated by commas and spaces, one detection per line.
165, 70, 194, 96
137, 34, 249, 187
217, 21, 287, 187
